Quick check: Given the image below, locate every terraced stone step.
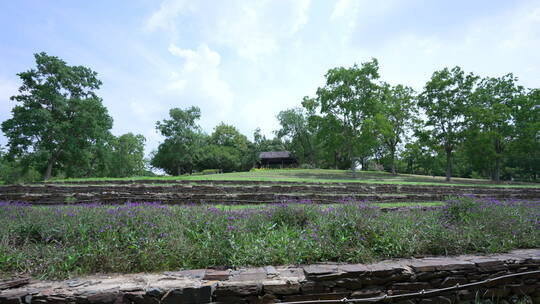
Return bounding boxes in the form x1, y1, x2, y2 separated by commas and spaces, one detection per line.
1, 182, 539, 204
1, 249, 539, 303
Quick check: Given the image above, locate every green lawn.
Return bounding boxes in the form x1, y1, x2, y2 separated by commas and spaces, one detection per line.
49, 169, 540, 188
214, 201, 444, 210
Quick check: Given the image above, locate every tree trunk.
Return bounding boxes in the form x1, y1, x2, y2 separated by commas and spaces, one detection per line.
494, 157, 501, 183
44, 155, 55, 180
390, 146, 396, 175
445, 147, 452, 182
493, 139, 502, 183
349, 143, 355, 177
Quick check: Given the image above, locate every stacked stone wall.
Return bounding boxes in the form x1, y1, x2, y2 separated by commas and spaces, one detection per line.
1, 182, 539, 205
1, 249, 539, 303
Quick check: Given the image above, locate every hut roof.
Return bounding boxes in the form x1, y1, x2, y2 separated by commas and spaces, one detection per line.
259, 151, 293, 159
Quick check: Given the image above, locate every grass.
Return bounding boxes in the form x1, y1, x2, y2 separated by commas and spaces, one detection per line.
214, 201, 444, 210
48, 169, 540, 188
0, 197, 538, 279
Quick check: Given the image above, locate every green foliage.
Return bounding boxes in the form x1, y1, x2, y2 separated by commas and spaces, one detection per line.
375, 84, 417, 174
418, 66, 478, 181
2, 54, 538, 182
151, 106, 204, 175
1, 198, 538, 279
1, 52, 113, 180
466, 74, 524, 181
276, 108, 315, 165
313, 59, 381, 171
108, 133, 147, 177
206, 123, 253, 172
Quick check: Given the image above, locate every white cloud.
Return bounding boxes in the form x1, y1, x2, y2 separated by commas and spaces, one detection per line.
0, 77, 20, 147
502, 6, 540, 50
330, 0, 355, 20
166, 43, 235, 123
0, 77, 18, 118
144, 0, 186, 32
145, 0, 311, 61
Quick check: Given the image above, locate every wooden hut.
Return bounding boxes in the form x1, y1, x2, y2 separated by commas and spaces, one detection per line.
258, 151, 298, 168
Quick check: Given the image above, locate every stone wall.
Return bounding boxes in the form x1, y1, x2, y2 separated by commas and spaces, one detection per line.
1, 182, 539, 205
1, 249, 539, 303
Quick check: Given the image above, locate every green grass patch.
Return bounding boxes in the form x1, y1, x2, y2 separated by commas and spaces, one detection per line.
47, 169, 540, 188
214, 201, 444, 210
0, 197, 538, 279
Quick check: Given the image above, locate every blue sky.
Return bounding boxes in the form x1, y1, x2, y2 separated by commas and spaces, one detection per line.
1, 0, 539, 155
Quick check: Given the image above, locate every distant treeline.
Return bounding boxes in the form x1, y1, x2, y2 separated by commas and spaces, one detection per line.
1, 53, 538, 183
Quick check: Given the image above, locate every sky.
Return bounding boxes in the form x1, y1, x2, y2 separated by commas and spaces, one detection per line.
1, 0, 539, 155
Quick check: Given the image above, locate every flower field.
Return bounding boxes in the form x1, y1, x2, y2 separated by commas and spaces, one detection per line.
1, 197, 539, 279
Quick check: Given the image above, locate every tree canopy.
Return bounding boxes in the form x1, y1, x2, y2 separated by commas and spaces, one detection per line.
1, 52, 113, 179
1, 53, 538, 183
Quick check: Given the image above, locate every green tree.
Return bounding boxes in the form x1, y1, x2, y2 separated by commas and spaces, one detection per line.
506, 89, 540, 180
276, 107, 314, 165
302, 97, 348, 169
253, 128, 285, 153
375, 84, 417, 174
151, 106, 204, 175
1, 52, 113, 180
418, 66, 478, 181
313, 59, 381, 171
468, 74, 523, 181
109, 133, 147, 177
204, 123, 252, 172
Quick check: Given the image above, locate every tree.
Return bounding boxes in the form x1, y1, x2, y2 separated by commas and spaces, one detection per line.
253, 128, 285, 153
151, 106, 204, 175
109, 133, 147, 177
276, 108, 314, 165
468, 74, 523, 181
506, 89, 540, 180
206, 123, 252, 172
375, 84, 417, 174
418, 66, 477, 181
313, 59, 381, 171
1, 52, 113, 179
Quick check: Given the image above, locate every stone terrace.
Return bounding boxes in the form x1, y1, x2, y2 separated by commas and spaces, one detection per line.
1, 249, 540, 303
1, 181, 539, 204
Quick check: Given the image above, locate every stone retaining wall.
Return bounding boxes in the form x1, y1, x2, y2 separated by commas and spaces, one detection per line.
1, 183, 539, 204
1, 249, 539, 303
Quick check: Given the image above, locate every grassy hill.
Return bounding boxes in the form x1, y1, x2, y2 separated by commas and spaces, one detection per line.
49, 169, 539, 188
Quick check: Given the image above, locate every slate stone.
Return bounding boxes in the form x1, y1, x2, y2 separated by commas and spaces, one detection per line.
145, 288, 163, 298
440, 276, 468, 287
299, 281, 330, 293
263, 266, 278, 277
86, 292, 120, 304
263, 280, 300, 295
214, 282, 261, 297
339, 264, 369, 274
124, 292, 159, 304
281, 292, 350, 302
368, 262, 406, 277
0, 294, 22, 304
350, 287, 384, 298
391, 282, 431, 291
246, 294, 276, 304
204, 270, 231, 281
416, 271, 449, 281
160, 289, 183, 304
302, 265, 337, 277
335, 278, 362, 289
